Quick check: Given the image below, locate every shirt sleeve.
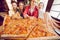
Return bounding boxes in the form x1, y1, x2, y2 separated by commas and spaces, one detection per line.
23, 6, 29, 16
34, 9, 38, 18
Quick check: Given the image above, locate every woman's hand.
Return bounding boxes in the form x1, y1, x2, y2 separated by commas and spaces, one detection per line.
24, 14, 29, 18
29, 16, 36, 20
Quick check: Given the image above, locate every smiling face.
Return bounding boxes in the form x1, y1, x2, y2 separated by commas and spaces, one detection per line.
31, 0, 35, 6
30, 0, 36, 8
19, 2, 24, 10
12, 3, 17, 10
38, 2, 44, 9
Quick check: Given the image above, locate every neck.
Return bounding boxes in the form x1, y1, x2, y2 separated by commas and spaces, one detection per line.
13, 8, 16, 10
31, 5, 35, 9
19, 9, 23, 11
13, 8, 17, 13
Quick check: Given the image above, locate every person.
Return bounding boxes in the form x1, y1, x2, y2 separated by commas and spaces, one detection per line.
43, 12, 59, 36
50, 16, 60, 36
23, 0, 38, 19
9, 1, 18, 16
8, 1, 20, 19
38, 2, 44, 19
18, 2, 24, 18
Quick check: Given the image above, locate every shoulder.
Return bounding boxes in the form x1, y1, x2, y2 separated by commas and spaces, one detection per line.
35, 6, 38, 11
25, 5, 30, 9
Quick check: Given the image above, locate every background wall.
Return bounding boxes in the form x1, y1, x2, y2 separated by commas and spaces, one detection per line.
40, 0, 48, 12
50, 0, 60, 19
6, 0, 48, 12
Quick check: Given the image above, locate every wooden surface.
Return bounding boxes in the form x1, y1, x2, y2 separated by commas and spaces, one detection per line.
27, 36, 60, 40
0, 15, 59, 39
0, 36, 60, 40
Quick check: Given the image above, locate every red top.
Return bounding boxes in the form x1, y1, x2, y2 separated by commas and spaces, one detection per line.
23, 6, 38, 18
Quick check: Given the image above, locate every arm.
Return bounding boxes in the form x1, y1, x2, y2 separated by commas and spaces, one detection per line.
52, 18, 60, 23
34, 10, 38, 18
44, 12, 49, 28
43, 12, 58, 36
23, 6, 29, 18
51, 18, 60, 29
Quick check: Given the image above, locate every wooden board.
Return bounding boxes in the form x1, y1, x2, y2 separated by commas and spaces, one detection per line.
0, 15, 59, 39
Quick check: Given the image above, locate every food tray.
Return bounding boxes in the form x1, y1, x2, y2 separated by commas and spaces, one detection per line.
0, 15, 59, 40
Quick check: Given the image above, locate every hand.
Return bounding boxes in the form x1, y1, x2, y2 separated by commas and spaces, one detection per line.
29, 16, 36, 19
24, 14, 30, 18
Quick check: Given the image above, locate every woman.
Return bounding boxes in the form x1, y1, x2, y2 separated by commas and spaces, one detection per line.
44, 12, 59, 36
9, 1, 20, 19
9, 1, 17, 16
23, 0, 38, 18
38, 2, 44, 19
50, 16, 60, 36
18, 2, 24, 18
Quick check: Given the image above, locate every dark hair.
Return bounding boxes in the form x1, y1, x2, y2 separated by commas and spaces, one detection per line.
29, 0, 31, 5
29, 0, 35, 5
11, 1, 17, 4
18, 1, 24, 6
39, 2, 44, 8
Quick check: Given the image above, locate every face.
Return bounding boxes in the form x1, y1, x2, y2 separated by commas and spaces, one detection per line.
19, 2, 24, 10
31, 0, 36, 6
38, 3, 44, 9
12, 3, 17, 9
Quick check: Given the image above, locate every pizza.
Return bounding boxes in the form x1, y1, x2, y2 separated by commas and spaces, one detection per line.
2, 15, 56, 38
